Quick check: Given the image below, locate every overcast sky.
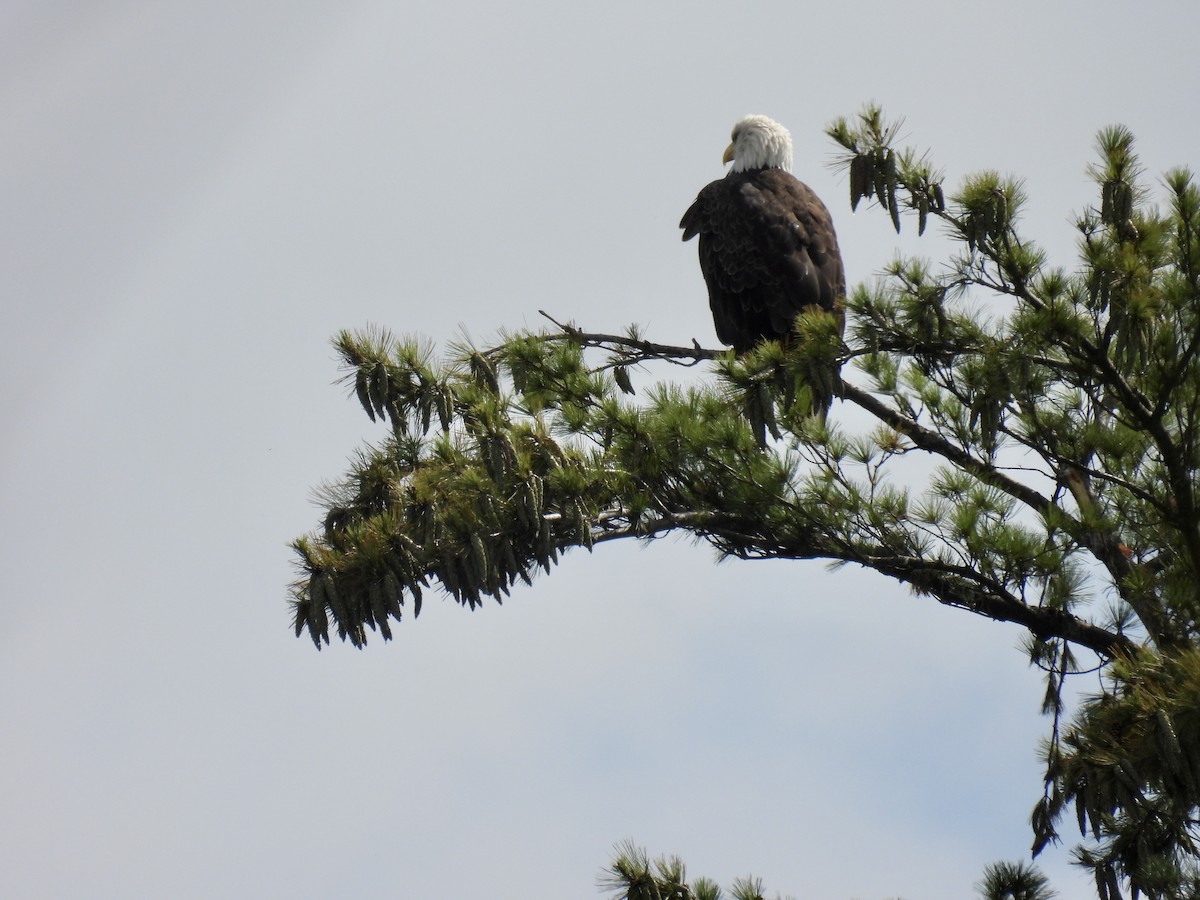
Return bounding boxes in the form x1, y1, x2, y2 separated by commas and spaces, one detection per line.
4, 2, 1199, 898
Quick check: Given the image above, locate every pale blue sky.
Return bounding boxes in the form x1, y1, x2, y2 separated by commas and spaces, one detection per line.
3, 2, 1198, 898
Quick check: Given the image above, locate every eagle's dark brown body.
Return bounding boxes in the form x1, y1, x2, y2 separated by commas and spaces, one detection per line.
680, 167, 845, 354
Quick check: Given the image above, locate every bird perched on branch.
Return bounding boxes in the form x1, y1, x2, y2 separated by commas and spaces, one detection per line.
680, 115, 846, 356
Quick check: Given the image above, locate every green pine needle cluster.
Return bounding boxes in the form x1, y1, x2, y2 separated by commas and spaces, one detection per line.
598, 841, 776, 900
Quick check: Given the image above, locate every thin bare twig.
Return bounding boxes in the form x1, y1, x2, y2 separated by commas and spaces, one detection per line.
534, 310, 721, 365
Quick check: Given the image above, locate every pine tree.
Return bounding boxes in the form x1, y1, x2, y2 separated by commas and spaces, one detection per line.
290, 106, 1200, 900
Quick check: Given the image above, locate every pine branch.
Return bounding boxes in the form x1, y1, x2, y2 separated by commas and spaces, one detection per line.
996, 276, 1200, 592
526, 309, 720, 365
586, 499, 1137, 660
838, 380, 1057, 517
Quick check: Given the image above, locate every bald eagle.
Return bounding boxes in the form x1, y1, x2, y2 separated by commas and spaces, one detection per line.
680, 115, 845, 355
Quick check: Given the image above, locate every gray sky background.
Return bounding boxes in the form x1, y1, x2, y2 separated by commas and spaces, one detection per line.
4, 2, 1199, 898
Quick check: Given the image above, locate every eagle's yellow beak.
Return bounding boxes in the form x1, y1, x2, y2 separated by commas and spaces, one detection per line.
722, 143, 735, 165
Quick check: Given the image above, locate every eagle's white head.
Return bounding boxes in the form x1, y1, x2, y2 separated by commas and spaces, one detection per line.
723, 114, 793, 173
